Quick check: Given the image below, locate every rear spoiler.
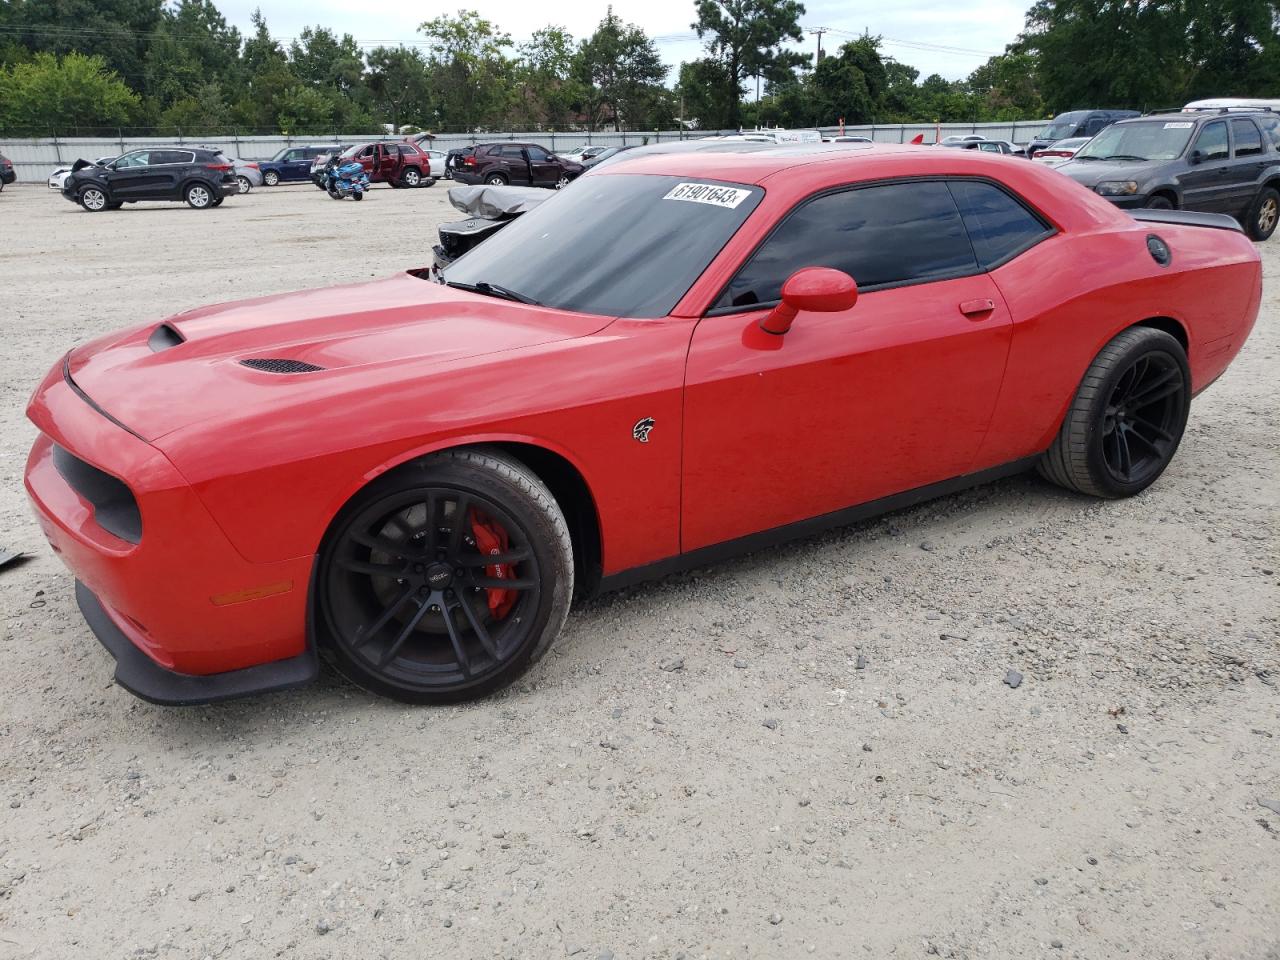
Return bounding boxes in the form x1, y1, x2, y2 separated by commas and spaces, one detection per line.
1129, 209, 1243, 233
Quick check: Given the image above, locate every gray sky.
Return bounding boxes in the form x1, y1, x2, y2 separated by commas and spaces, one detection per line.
220, 1, 1028, 84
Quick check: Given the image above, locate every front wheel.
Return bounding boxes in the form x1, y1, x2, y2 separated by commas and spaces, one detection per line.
1039, 327, 1190, 498
352, 190, 363, 201
79, 187, 108, 212
263, 170, 280, 186
316, 448, 573, 704
1145, 194, 1175, 210
555, 174, 570, 190
1246, 187, 1278, 241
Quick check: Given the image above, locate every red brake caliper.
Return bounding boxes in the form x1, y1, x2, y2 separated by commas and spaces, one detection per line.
468, 508, 517, 619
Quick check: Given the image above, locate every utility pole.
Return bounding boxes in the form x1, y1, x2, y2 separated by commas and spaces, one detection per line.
808, 27, 827, 69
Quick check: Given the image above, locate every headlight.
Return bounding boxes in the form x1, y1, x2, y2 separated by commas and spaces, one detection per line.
1096, 180, 1139, 196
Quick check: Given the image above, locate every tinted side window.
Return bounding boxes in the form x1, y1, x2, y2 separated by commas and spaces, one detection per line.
1194, 121, 1229, 161
1231, 119, 1263, 157
948, 180, 1052, 269
1257, 115, 1280, 149
526, 145, 550, 162
500, 145, 524, 158
719, 181, 977, 308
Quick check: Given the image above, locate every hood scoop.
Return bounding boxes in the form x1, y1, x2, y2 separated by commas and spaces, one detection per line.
239, 358, 327, 374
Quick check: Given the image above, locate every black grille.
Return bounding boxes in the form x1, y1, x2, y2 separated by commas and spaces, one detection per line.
52, 445, 141, 544
239, 358, 326, 374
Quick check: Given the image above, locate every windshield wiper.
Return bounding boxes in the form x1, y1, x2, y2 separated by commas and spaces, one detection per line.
1100, 154, 1147, 162
446, 280, 542, 306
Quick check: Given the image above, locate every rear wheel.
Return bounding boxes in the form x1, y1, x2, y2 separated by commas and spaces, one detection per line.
1039, 327, 1190, 498
185, 183, 213, 209
316, 448, 573, 704
486, 173, 508, 185
1246, 187, 1278, 241
263, 170, 280, 186
352, 190, 363, 201
236, 175, 252, 194
79, 187, 108, 212
401, 168, 421, 188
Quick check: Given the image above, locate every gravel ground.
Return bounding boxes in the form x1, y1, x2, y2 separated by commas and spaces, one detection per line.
0, 181, 1277, 960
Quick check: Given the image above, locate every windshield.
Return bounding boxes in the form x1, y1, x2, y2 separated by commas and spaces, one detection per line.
340, 145, 362, 158
271, 148, 290, 161
1038, 122, 1077, 141
1074, 121, 1193, 161
443, 174, 763, 318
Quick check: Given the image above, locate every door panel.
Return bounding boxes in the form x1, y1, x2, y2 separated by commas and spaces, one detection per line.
1181, 121, 1233, 212
681, 275, 1013, 551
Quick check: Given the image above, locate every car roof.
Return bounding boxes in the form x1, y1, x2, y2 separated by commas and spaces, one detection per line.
592, 142, 1028, 186
1122, 110, 1271, 125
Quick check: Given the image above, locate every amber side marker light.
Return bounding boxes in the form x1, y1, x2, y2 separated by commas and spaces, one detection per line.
210, 581, 294, 606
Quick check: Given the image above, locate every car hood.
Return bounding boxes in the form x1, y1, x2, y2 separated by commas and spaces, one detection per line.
66, 271, 612, 441
1056, 158, 1163, 187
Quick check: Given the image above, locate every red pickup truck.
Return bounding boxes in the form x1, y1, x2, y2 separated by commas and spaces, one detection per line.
339, 141, 434, 188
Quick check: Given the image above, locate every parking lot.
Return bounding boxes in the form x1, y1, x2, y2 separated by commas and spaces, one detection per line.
0, 180, 1277, 959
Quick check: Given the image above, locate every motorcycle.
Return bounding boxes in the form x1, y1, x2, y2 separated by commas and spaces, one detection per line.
322, 158, 369, 201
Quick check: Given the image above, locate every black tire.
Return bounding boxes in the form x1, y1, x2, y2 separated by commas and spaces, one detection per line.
1145, 194, 1175, 210
400, 168, 421, 188
211, 196, 224, 207
263, 170, 280, 186
79, 186, 108, 212
316, 448, 574, 704
328, 187, 342, 200
1039, 327, 1190, 499
236, 175, 252, 194
352, 191, 363, 201
1246, 186, 1278, 241
184, 182, 214, 209
486, 173, 508, 185
555, 174, 571, 190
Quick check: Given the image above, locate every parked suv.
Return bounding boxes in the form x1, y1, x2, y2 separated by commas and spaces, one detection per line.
1057, 110, 1280, 240
338, 141, 433, 188
257, 144, 342, 186
452, 142, 584, 189
0, 153, 15, 190
1026, 110, 1140, 156
60, 148, 238, 211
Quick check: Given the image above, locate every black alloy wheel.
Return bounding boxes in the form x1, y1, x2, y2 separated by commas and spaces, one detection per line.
317, 449, 572, 703
1039, 327, 1190, 498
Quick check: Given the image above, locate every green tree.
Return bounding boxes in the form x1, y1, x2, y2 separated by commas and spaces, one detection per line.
691, 0, 807, 128
808, 34, 887, 125
143, 0, 242, 110
366, 46, 432, 133
575, 11, 669, 129
290, 26, 365, 95
1, 0, 163, 83
418, 10, 514, 131
158, 80, 230, 133
515, 26, 582, 129
967, 51, 1045, 120
675, 58, 737, 129
0, 51, 140, 132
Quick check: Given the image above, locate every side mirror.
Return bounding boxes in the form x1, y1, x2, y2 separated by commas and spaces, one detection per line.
760, 267, 859, 335
1188, 149, 1203, 166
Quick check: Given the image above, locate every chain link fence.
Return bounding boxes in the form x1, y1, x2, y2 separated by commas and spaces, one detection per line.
0, 121, 1049, 183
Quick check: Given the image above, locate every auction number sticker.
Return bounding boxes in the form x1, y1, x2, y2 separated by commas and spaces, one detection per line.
1163, 122, 1194, 129
663, 182, 752, 208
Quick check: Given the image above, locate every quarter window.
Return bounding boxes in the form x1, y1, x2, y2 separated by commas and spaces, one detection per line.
1257, 115, 1280, 149
718, 181, 977, 308
1193, 121, 1229, 161
947, 180, 1052, 269
1231, 119, 1264, 157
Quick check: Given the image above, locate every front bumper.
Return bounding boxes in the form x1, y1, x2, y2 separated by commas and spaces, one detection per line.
1101, 193, 1149, 209
77, 581, 317, 705
25, 357, 316, 700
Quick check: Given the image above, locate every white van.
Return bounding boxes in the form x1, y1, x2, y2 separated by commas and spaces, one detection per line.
1183, 97, 1280, 113
702, 129, 822, 145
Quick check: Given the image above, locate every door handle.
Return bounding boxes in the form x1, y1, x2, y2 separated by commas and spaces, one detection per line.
959, 298, 996, 318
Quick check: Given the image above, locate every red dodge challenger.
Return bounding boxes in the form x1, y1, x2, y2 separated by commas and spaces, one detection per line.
25, 145, 1262, 705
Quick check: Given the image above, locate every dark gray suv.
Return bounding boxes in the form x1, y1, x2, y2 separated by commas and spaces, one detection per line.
1057, 111, 1280, 240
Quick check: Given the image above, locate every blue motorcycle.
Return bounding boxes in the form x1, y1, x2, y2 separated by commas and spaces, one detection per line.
323, 159, 369, 201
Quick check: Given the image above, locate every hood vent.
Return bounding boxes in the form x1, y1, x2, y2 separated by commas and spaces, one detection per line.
239, 358, 327, 374
148, 323, 185, 353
